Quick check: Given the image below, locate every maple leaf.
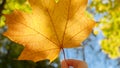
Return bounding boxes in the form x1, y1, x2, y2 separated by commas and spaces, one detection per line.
3, 0, 95, 62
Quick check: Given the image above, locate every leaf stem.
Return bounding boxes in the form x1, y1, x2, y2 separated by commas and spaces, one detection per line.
62, 48, 69, 67
62, 48, 66, 60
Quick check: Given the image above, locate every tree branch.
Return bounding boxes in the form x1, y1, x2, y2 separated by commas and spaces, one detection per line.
0, 0, 6, 16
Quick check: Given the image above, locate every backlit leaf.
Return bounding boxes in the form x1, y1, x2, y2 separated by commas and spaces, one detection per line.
3, 0, 95, 62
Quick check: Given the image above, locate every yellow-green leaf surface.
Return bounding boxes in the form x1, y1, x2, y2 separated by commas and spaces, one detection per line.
4, 0, 95, 62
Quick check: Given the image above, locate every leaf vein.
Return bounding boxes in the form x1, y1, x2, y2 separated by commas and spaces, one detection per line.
16, 11, 58, 47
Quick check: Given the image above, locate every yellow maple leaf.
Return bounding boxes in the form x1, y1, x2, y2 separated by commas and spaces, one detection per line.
3, 0, 95, 62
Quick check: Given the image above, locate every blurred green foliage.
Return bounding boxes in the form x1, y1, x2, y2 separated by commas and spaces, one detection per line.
2, 0, 31, 14
0, 16, 5, 27
0, 0, 60, 68
91, 0, 120, 59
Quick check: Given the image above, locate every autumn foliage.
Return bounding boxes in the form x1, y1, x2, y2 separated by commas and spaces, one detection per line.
3, 0, 95, 62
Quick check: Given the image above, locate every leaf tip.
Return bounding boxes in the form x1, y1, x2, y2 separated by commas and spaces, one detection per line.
55, 0, 59, 3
